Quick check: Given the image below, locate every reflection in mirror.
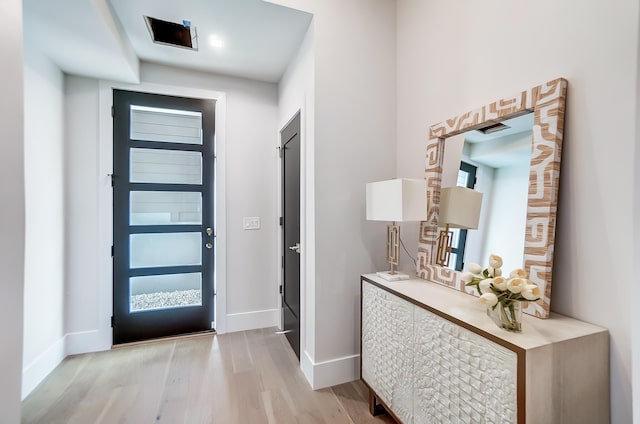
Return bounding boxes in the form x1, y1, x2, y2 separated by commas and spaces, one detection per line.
443, 113, 533, 273
416, 77, 567, 319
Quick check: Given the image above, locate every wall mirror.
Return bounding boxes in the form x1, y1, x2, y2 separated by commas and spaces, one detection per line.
416, 78, 567, 318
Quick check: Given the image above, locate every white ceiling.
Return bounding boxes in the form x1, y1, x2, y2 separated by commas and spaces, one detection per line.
23, 0, 312, 84
464, 113, 534, 144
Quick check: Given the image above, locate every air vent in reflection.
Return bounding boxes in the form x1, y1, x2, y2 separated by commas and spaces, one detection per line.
478, 122, 510, 134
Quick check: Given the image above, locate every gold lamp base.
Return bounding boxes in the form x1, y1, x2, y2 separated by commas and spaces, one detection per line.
435, 224, 453, 267
376, 223, 410, 281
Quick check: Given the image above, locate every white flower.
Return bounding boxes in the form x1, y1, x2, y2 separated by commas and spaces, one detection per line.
492, 276, 507, 291
467, 263, 483, 274
509, 268, 527, 279
479, 279, 493, 294
507, 278, 525, 294
460, 272, 474, 284
489, 254, 503, 268
522, 284, 541, 301
479, 292, 499, 307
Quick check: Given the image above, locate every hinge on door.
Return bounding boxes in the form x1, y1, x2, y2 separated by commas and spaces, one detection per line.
109, 173, 116, 187
111, 245, 114, 257
279, 285, 283, 294
110, 316, 114, 327
279, 217, 284, 226
277, 146, 284, 158
111, 105, 114, 118
281, 256, 284, 269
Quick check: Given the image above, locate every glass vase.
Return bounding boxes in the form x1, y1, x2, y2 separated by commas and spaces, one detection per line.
487, 301, 522, 332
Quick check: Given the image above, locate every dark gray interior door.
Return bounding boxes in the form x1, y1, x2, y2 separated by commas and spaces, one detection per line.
281, 113, 301, 359
112, 89, 215, 345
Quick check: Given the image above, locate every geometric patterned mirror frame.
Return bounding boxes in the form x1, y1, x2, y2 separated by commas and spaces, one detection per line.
417, 78, 567, 318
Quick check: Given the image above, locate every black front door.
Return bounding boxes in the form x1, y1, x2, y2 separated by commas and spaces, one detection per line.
281, 113, 301, 358
112, 90, 215, 344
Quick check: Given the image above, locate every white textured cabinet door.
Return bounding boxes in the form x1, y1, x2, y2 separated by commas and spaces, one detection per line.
362, 282, 415, 423
413, 307, 518, 424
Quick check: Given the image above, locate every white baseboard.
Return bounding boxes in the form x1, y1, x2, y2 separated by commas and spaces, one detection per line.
225, 308, 279, 333
300, 351, 360, 390
301, 350, 315, 386
65, 329, 111, 356
22, 336, 66, 399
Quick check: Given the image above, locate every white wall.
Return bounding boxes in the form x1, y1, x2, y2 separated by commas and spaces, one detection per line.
22, 37, 66, 399
396, 0, 638, 421
634, 8, 640, 421
482, 165, 528, 273
64, 62, 280, 353
0, 0, 25, 421
634, 11, 640, 419
64, 75, 105, 354
270, 0, 397, 389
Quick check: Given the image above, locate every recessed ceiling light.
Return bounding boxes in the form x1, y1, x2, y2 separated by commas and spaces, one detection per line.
209, 35, 224, 48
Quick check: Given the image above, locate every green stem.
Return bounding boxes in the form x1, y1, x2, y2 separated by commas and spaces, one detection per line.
499, 302, 521, 332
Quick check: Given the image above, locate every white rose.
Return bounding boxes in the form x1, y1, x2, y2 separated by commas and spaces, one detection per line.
509, 268, 527, 279
522, 284, 541, 301
492, 276, 507, 291
489, 254, 503, 268
460, 272, 474, 284
507, 278, 525, 294
488, 266, 502, 277
479, 279, 493, 294
479, 292, 499, 307
467, 263, 482, 274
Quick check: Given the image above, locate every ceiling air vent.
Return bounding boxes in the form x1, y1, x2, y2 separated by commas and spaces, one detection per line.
145, 16, 198, 51
477, 122, 510, 135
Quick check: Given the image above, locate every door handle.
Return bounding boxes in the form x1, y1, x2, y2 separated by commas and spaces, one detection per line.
206, 227, 213, 236
288, 243, 300, 253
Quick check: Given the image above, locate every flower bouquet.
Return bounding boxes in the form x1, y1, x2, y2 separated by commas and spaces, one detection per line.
461, 254, 541, 332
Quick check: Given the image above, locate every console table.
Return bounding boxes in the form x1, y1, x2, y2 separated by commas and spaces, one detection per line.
360, 274, 610, 423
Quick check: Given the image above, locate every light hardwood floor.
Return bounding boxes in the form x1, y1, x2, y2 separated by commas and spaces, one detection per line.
22, 328, 394, 424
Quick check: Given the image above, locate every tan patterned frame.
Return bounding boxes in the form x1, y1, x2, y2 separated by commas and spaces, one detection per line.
417, 78, 567, 318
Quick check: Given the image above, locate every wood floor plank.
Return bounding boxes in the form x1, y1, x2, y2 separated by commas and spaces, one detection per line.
22, 328, 394, 424
331, 382, 396, 424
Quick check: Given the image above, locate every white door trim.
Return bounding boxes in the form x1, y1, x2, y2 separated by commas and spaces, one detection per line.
97, 81, 228, 347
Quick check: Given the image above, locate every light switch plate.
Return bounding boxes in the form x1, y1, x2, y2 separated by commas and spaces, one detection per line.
243, 216, 260, 230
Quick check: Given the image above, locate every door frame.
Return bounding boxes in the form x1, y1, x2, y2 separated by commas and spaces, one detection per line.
97, 81, 228, 347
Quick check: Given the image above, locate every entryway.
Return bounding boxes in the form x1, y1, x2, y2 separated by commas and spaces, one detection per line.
112, 90, 216, 344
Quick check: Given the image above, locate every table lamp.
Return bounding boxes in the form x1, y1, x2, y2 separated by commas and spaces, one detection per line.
366, 178, 427, 281
435, 186, 483, 268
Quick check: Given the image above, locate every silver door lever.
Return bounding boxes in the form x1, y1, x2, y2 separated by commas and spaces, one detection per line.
288, 243, 301, 253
